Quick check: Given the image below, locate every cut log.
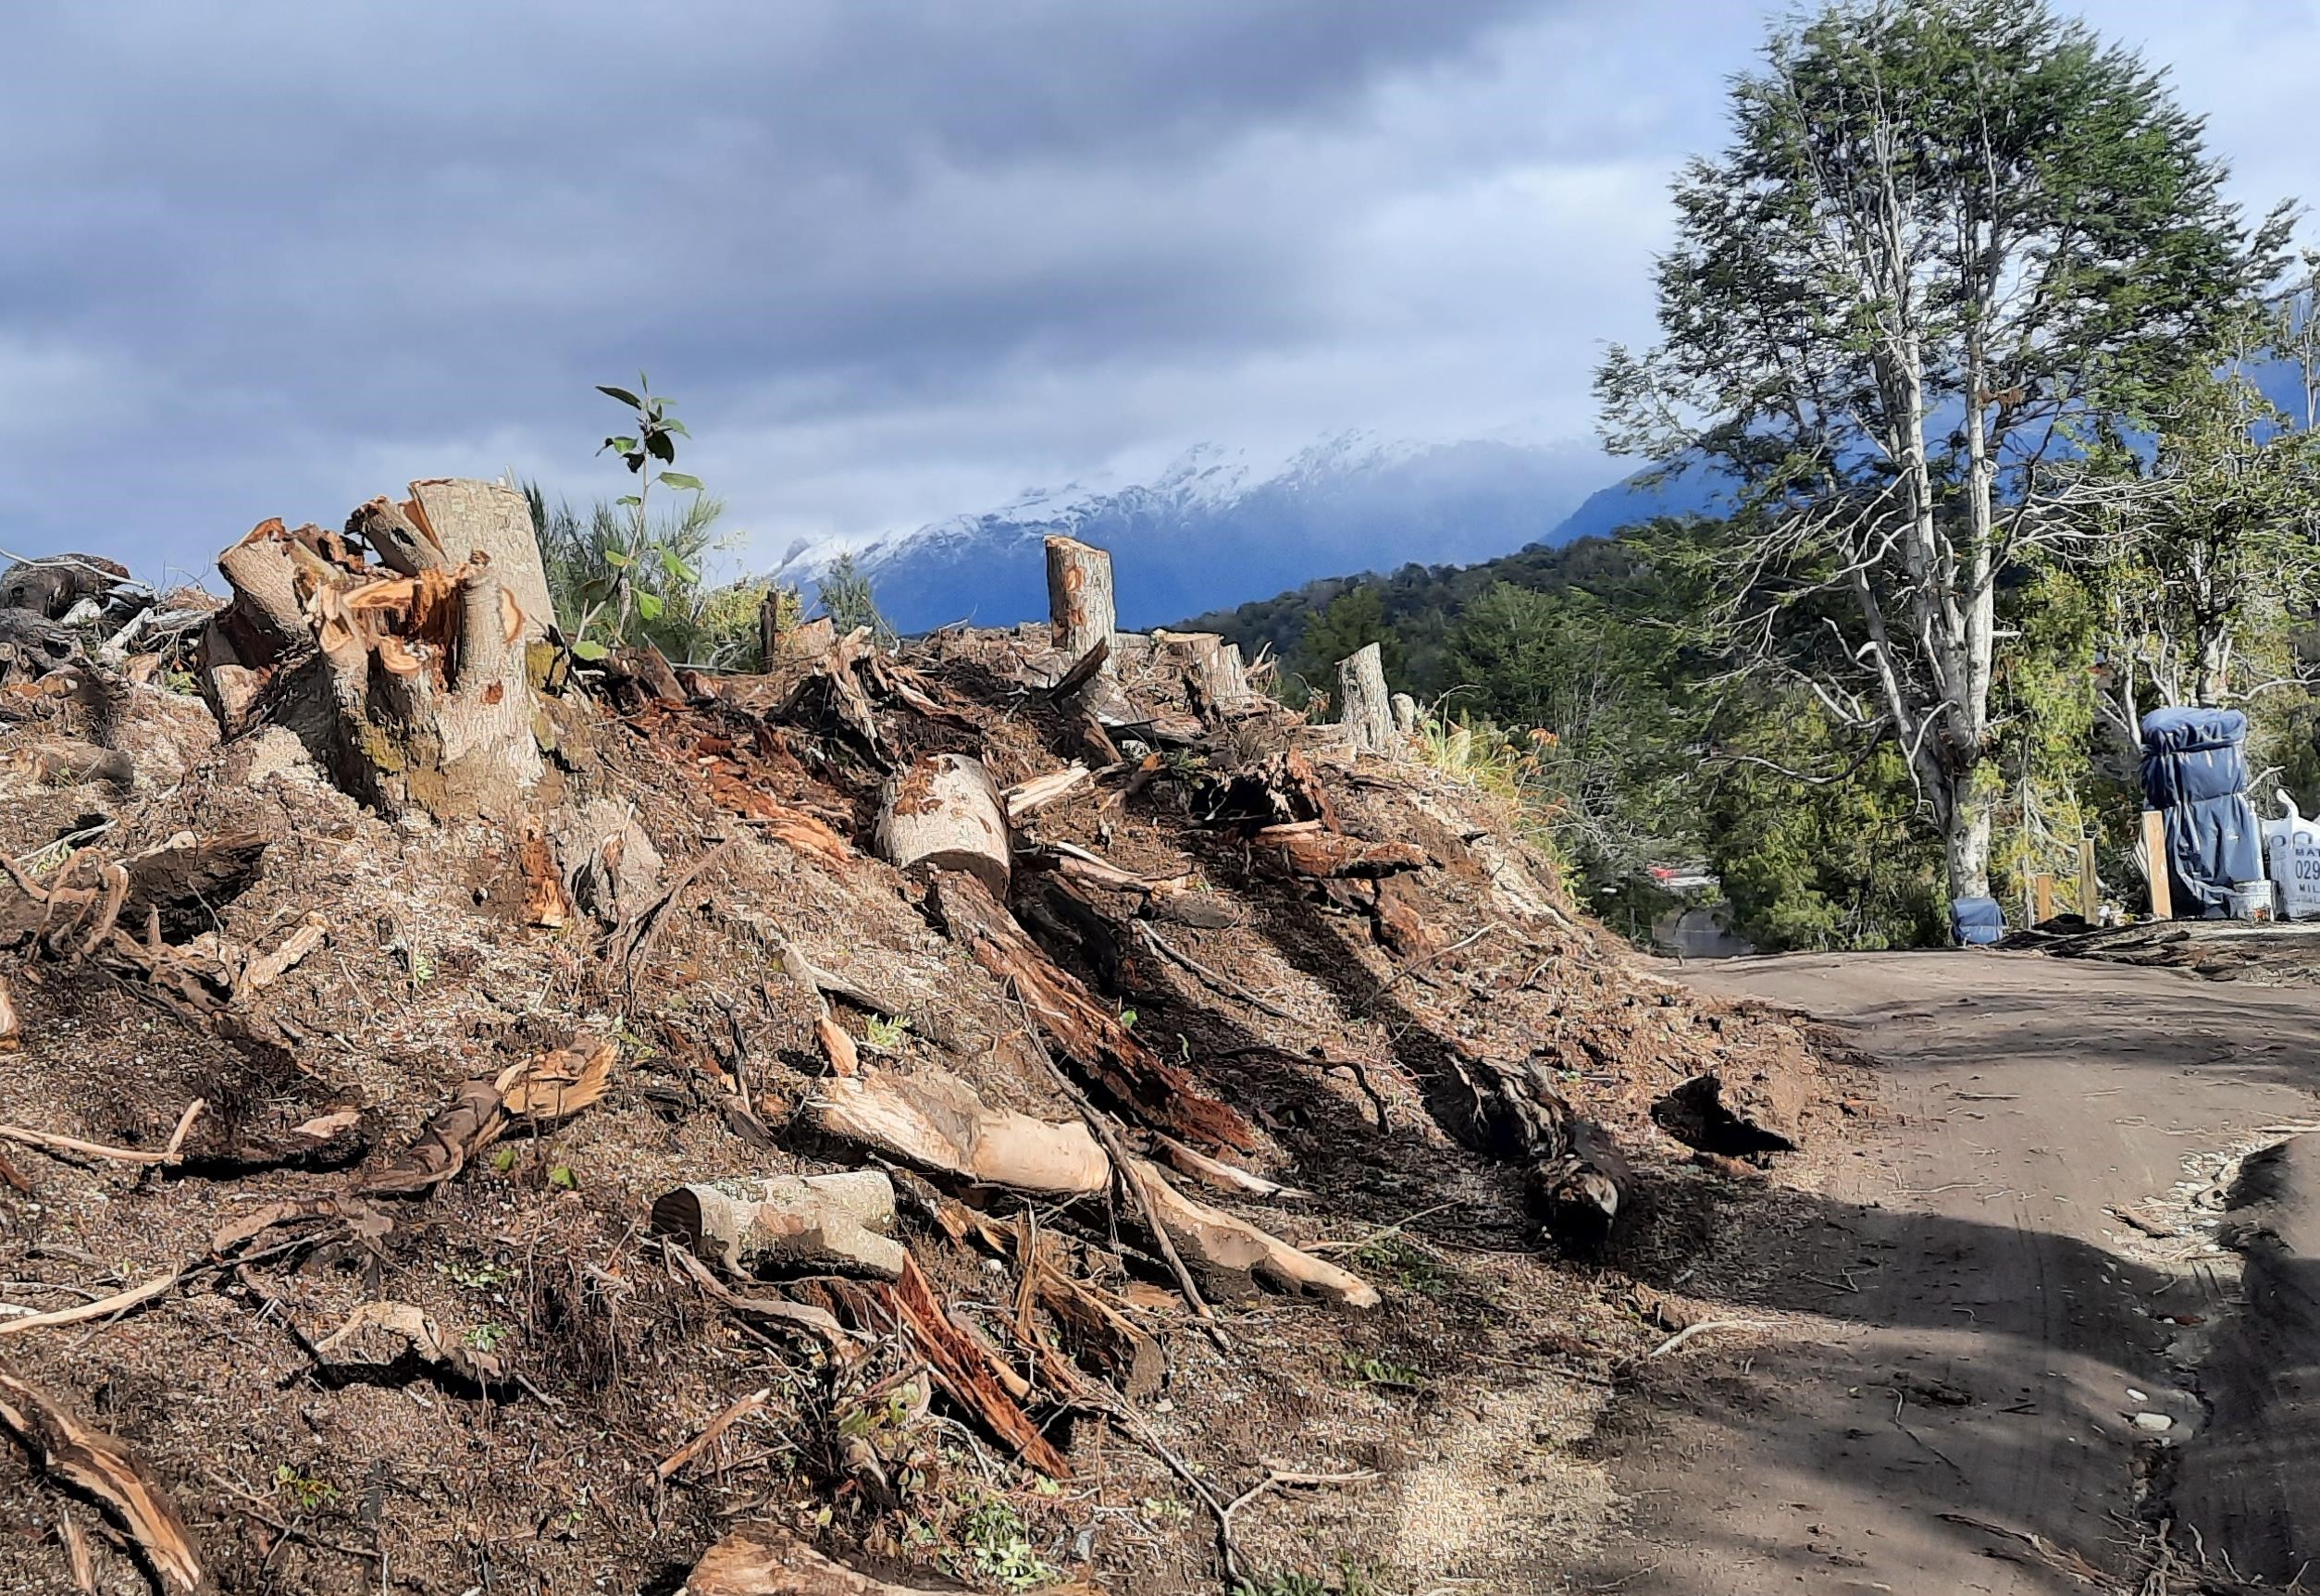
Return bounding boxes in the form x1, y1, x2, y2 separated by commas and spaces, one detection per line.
810, 1068, 1110, 1195
651, 1171, 905, 1280
1422, 1038, 1631, 1253
1254, 824, 1428, 880
1391, 692, 1418, 738
1002, 763, 1095, 822
0, 1364, 204, 1593
806, 1065, 1374, 1310
1045, 536, 1115, 678
875, 754, 1011, 895
925, 871, 1254, 1153
1336, 642, 1394, 757
1121, 1158, 1376, 1307
684, 1521, 999, 1596
553, 800, 665, 931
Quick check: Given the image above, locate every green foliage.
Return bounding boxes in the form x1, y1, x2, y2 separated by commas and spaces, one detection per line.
552, 376, 724, 662
536, 487, 766, 667
2075, 361, 2320, 711
1340, 1353, 1423, 1391
1595, 0, 2287, 900
817, 550, 896, 645
1293, 584, 1402, 704
273, 1465, 338, 1512
945, 1497, 1060, 1593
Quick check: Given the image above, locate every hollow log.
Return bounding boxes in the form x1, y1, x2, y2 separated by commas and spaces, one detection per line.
875, 754, 1011, 896
651, 1170, 905, 1280
1045, 536, 1115, 678
925, 871, 1254, 1153
1336, 642, 1393, 756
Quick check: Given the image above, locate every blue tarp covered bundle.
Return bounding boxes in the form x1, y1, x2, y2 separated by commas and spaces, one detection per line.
1951, 896, 2005, 946
2140, 707, 2261, 917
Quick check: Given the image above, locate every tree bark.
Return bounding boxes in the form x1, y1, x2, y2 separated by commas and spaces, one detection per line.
875, 754, 1011, 895
1045, 536, 1115, 677
194, 484, 552, 821
1336, 642, 1393, 757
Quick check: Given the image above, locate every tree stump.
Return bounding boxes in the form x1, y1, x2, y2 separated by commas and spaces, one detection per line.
193, 479, 553, 820
1045, 535, 1115, 677
875, 754, 1011, 894
1337, 642, 1394, 756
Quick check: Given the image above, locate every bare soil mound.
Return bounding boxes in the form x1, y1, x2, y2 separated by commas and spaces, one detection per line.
0, 520, 1834, 1594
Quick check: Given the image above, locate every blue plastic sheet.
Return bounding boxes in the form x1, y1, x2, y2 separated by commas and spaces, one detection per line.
2141, 708, 2260, 916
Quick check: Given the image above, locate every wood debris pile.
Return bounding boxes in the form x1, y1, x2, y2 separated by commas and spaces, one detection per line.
0, 502, 1834, 1594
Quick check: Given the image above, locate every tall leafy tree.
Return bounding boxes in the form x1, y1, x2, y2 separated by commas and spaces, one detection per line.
1597, 0, 2289, 902
2080, 364, 2320, 720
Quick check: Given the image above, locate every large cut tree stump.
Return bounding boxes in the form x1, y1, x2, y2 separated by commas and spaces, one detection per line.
193, 479, 552, 819
1045, 536, 1115, 678
1337, 642, 1394, 757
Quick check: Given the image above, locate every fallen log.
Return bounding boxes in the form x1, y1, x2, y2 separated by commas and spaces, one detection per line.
927, 870, 1253, 1153
875, 753, 1011, 895
684, 1522, 1019, 1596
1002, 762, 1095, 821
1252, 824, 1428, 880
0, 1364, 205, 1593
651, 1170, 906, 1281
812, 1069, 1110, 1195
806, 1064, 1374, 1309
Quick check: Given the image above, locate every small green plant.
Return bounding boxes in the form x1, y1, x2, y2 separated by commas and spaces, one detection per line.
272, 1465, 338, 1513
862, 1013, 913, 1054
436, 1256, 511, 1292
465, 1321, 510, 1354
566, 375, 708, 662
1140, 1494, 1193, 1528
1233, 1562, 1382, 1596
490, 1147, 519, 1174
546, 1164, 577, 1191
1116, 1007, 1136, 1030
945, 1497, 1061, 1594
1351, 1234, 1452, 1302
1341, 1353, 1422, 1392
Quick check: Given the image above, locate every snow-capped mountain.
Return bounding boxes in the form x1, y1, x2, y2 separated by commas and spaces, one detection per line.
767, 435, 1624, 634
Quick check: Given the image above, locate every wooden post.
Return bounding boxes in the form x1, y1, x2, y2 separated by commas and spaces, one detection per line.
2077, 835, 2100, 919
2031, 872, 2054, 925
1336, 642, 1393, 757
2140, 810, 2173, 921
1044, 536, 1115, 677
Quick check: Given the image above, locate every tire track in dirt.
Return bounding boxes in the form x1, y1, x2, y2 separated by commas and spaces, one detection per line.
1577, 950, 2320, 1595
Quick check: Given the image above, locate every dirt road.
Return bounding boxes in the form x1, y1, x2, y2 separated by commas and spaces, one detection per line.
1584, 949, 2320, 1593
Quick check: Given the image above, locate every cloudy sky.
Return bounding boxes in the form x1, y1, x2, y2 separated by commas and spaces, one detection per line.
1, 0, 2309, 585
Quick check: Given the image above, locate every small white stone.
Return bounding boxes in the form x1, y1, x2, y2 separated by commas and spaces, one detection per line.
2133, 1412, 2173, 1432
2127, 1389, 2148, 1404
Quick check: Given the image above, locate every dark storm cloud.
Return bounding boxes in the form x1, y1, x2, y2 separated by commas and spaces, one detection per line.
0, 0, 2301, 575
